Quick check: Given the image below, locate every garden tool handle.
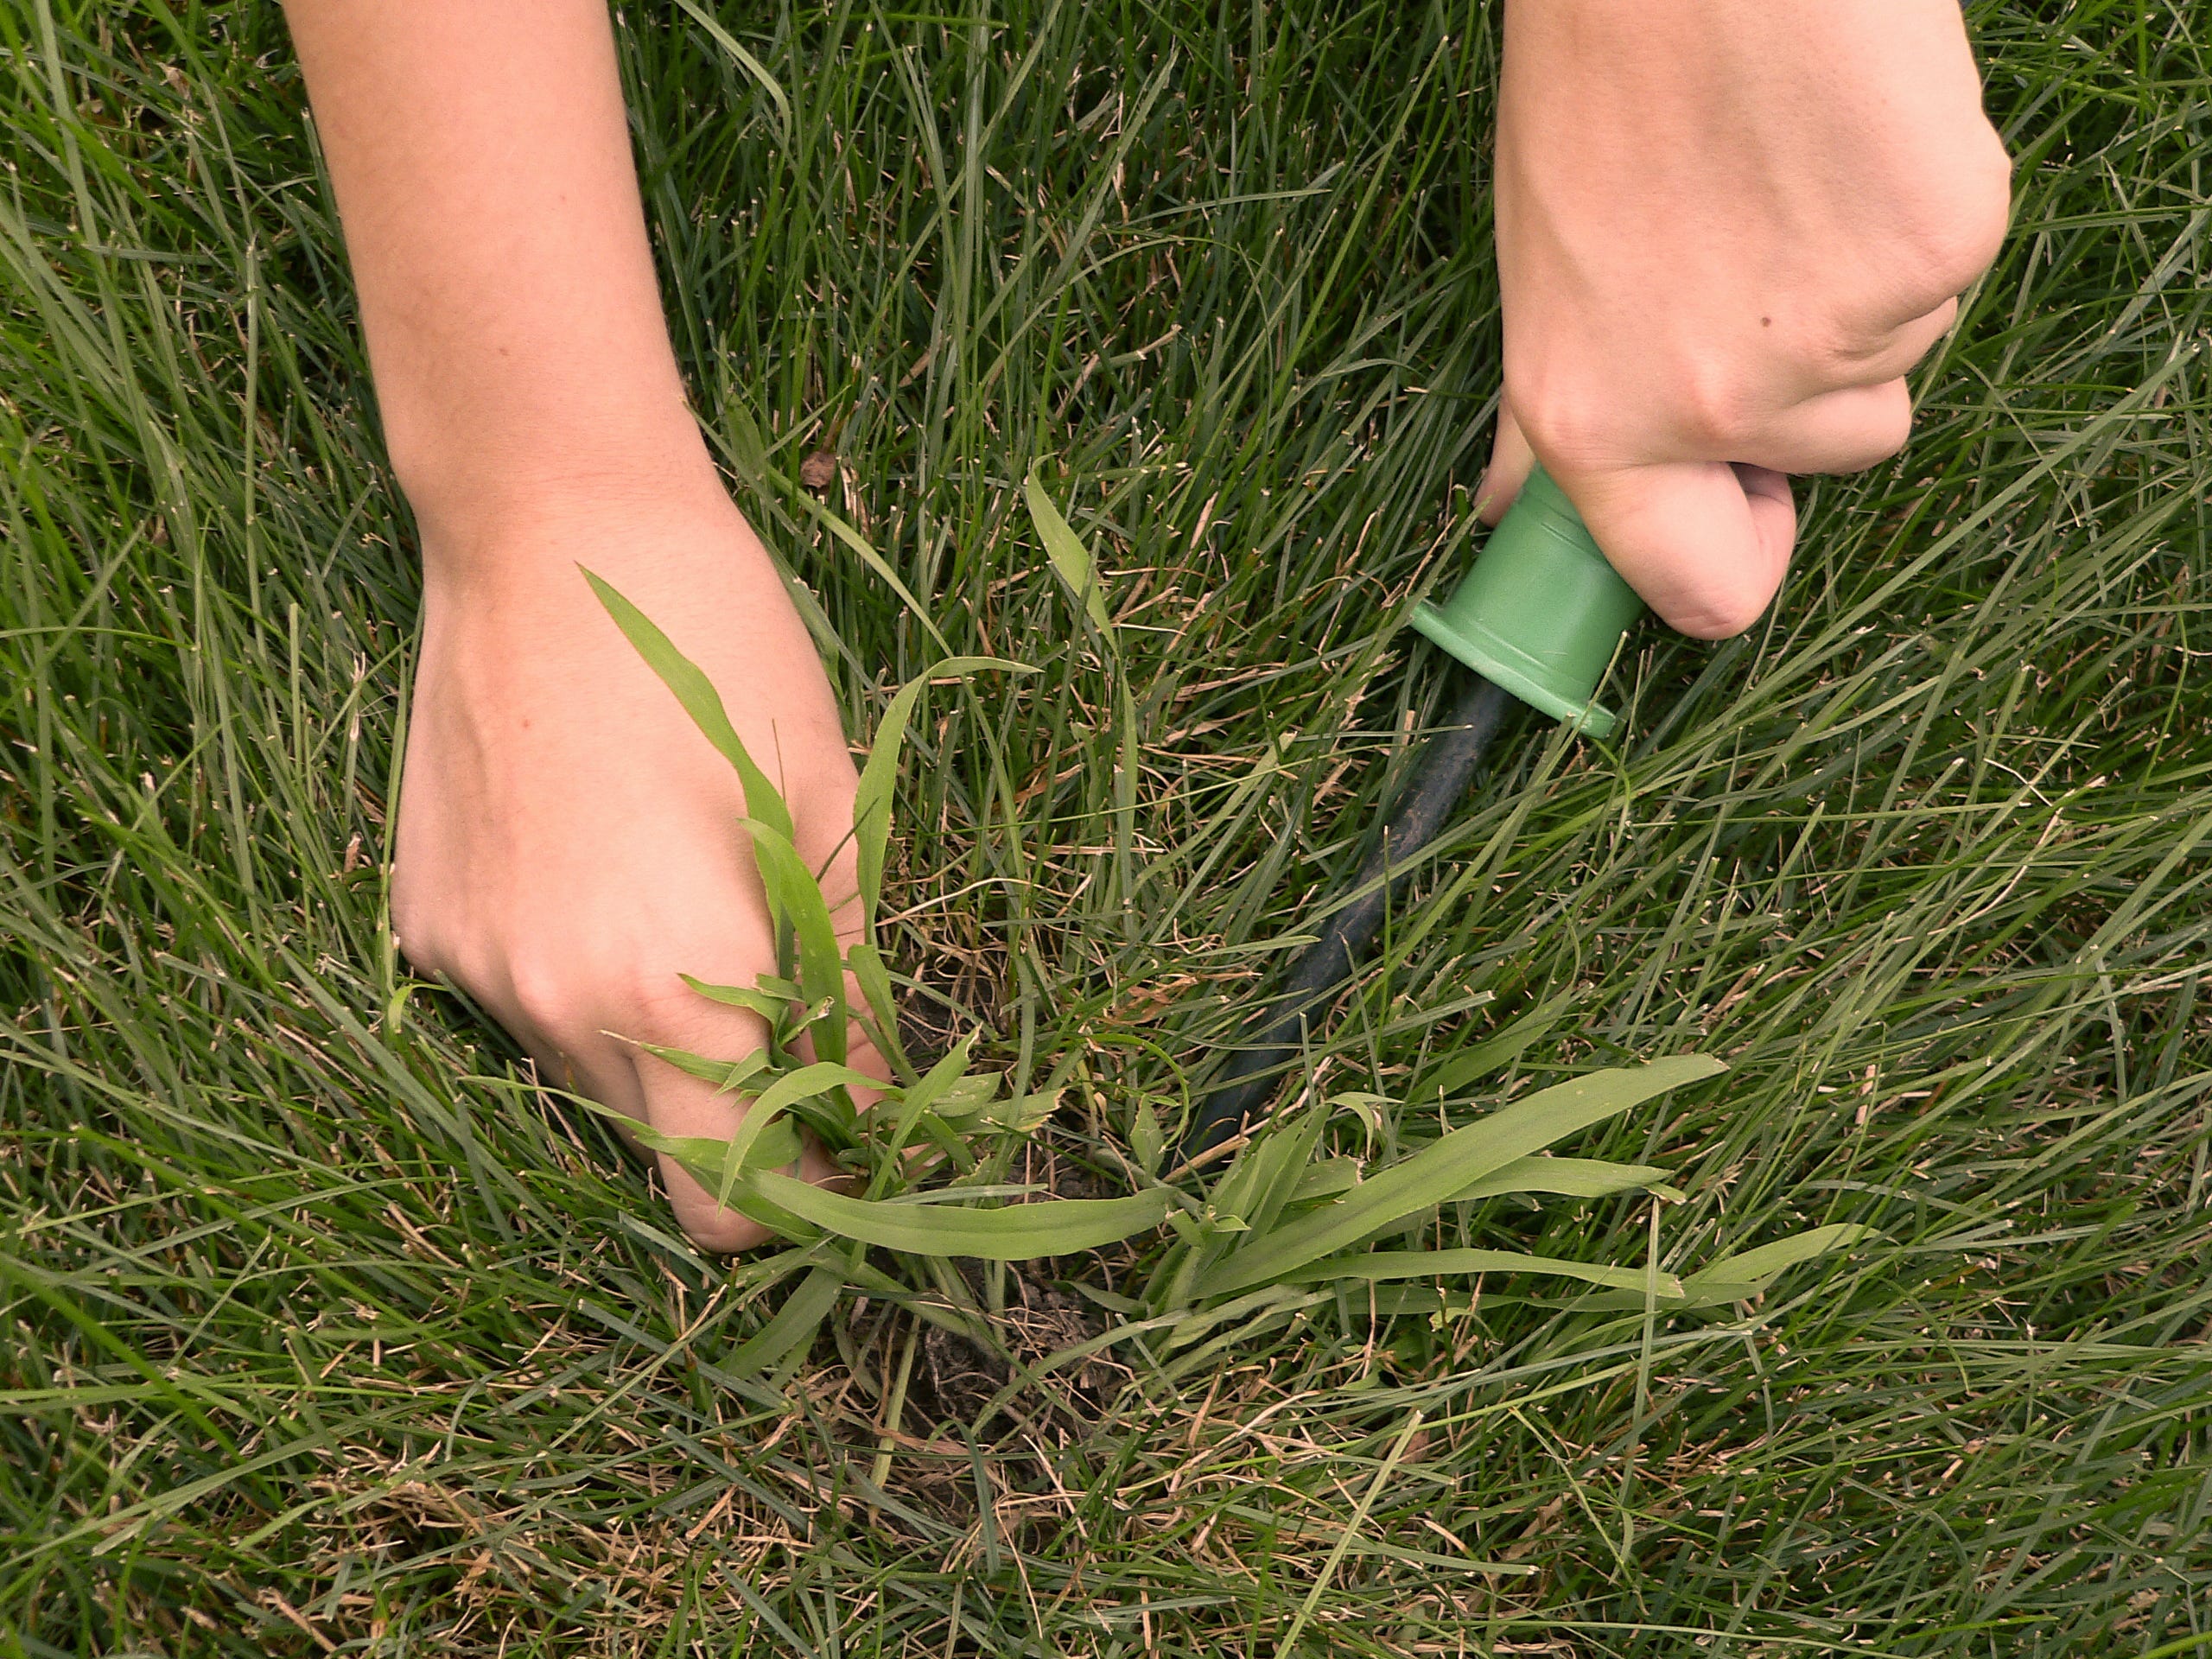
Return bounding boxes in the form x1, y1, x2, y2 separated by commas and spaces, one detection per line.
1409, 464, 1645, 740
1183, 468, 1644, 1159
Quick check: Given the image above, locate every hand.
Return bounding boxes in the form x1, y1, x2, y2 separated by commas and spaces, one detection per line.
391, 484, 880, 1249
1483, 0, 2012, 637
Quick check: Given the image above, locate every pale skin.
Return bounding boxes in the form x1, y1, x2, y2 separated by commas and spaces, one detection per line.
1483, 2, 2012, 634
279, 0, 2008, 1250
283, 0, 864, 1249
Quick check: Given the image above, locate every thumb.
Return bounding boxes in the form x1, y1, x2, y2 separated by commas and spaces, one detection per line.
1478, 405, 1537, 525
1553, 460, 1796, 639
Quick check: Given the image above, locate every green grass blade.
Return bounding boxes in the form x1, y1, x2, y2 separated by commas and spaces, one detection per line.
747, 1171, 1171, 1260
1205, 1100, 1320, 1231
852, 656, 1031, 918
1240, 1100, 1334, 1242
1130, 1100, 1166, 1176
864, 1037, 976, 1198
1280, 1249, 1685, 1299
582, 569, 794, 842
1198, 1057, 1725, 1297
668, 0, 791, 138
779, 486, 953, 652
724, 1264, 844, 1380
1024, 468, 1115, 635
1286, 1158, 1362, 1205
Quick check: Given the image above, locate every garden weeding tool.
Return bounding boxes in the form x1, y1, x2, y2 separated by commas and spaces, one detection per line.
1185, 463, 1646, 1155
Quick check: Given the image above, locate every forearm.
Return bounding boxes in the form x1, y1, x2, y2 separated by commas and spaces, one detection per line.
283, 0, 717, 552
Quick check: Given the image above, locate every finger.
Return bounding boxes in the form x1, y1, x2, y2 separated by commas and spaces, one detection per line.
1784, 296, 1959, 398
1733, 461, 1793, 518
644, 1067, 840, 1253
1555, 459, 1796, 640
510, 1021, 687, 1211
622, 993, 799, 1252
637, 967, 892, 1251
1738, 378, 1914, 476
480, 941, 820, 1253
645, 1090, 840, 1253
1478, 404, 1537, 525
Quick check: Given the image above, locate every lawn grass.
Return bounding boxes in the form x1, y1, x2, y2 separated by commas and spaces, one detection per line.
3, 0, 2210, 1653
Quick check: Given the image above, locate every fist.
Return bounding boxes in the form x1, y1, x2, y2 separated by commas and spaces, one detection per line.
1484, 0, 2012, 638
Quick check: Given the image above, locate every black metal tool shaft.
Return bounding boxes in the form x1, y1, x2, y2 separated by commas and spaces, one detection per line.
1183, 672, 1513, 1157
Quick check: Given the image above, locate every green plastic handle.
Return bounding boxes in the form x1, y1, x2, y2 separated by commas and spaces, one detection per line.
1409, 464, 1645, 740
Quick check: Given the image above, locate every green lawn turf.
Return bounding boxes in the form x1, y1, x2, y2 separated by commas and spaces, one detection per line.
4, 2, 2210, 1653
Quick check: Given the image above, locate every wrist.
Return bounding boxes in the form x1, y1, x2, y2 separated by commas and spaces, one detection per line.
395, 425, 736, 575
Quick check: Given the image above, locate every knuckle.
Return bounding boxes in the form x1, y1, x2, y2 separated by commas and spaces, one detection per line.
608, 959, 697, 1026
505, 949, 597, 1041
1794, 312, 1895, 383
606, 942, 777, 1054
1906, 219, 2002, 302
1510, 379, 1617, 472
1669, 589, 1768, 641
1671, 365, 1760, 454
496, 922, 775, 1052
1897, 157, 2013, 300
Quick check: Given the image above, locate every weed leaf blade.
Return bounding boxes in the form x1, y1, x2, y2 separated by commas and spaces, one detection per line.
725, 1264, 843, 1379
1281, 1248, 1684, 1298
1197, 1056, 1724, 1296
582, 570, 794, 842
748, 1171, 1170, 1259
1453, 1154, 1674, 1202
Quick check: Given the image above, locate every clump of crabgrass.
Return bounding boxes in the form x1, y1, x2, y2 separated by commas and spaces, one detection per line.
586, 482, 1866, 1384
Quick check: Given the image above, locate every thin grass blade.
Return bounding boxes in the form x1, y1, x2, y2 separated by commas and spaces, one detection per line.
1025, 469, 1115, 635
669, 0, 792, 137
853, 656, 1030, 918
